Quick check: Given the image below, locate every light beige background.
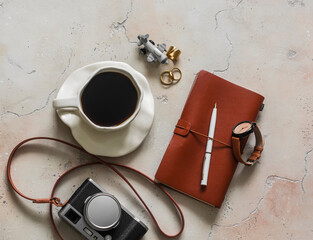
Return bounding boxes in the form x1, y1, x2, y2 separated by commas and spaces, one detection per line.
1, 0, 313, 239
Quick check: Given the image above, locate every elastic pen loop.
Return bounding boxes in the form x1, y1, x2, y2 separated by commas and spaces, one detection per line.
175, 124, 232, 148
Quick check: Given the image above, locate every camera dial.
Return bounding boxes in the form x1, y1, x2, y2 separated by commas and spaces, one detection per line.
84, 193, 122, 231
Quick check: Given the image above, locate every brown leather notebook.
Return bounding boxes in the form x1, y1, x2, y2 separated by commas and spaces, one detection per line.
155, 71, 264, 208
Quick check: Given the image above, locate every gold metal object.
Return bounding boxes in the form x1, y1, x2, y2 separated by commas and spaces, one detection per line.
166, 46, 181, 61
160, 71, 173, 85
160, 67, 182, 85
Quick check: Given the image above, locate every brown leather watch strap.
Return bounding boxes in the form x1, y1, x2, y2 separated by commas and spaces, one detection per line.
232, 124, 264, 166
248, 146, 263, 162
231, 136, 250, 165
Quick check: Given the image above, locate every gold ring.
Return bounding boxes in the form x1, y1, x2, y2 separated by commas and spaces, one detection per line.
170, 67, 182, 81
160, 68, 182, 85
160, 71, 174, 85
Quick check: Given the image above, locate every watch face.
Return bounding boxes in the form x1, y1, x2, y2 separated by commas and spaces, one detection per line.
232, 121, 254, 137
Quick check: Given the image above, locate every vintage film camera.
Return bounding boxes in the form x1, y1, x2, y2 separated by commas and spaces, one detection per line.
58, 178, 148, 240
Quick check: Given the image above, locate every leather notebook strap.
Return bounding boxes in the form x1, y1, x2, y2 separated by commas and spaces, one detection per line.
175, 119, 232, 148
175, 119, 264, 166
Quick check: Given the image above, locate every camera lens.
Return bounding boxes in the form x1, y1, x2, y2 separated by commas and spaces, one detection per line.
84, 193, 121, 231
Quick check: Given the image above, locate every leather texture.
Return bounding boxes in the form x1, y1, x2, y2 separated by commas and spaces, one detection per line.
155, 71, 265, 208
232, 124, 264, 166
174, 119, 192, 137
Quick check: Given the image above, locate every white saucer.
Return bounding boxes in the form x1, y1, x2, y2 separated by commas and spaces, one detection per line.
55, 61, 154, 157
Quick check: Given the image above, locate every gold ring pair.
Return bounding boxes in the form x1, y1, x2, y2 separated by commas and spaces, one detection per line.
160, 68, 182, 85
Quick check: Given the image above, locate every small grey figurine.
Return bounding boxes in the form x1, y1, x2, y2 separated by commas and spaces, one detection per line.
137, 34, 168, 64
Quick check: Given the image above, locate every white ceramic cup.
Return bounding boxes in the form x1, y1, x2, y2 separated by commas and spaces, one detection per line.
53, 66, 143, 132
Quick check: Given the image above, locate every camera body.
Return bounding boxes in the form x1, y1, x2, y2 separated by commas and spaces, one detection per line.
58, 178, 148, 240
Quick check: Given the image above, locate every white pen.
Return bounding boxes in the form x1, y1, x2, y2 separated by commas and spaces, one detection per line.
201, 103, 217, 186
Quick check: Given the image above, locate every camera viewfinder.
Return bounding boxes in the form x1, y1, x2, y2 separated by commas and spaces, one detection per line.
65, 208, 81, 224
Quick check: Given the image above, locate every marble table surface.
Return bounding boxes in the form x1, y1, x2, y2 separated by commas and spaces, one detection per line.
1, 0, 313, 239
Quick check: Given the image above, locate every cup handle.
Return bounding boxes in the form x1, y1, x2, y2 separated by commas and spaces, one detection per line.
53, 97, 79, 109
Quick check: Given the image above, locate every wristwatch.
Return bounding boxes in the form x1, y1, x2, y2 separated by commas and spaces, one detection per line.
231, 121, 264, 166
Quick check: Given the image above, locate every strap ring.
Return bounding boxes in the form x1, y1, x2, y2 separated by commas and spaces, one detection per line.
50, 197, 66, 207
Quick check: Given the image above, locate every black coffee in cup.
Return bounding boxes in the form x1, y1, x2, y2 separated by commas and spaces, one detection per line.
81, 72, 138, 127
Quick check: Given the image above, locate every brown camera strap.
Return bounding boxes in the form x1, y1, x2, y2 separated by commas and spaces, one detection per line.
7, 137, 185, 239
